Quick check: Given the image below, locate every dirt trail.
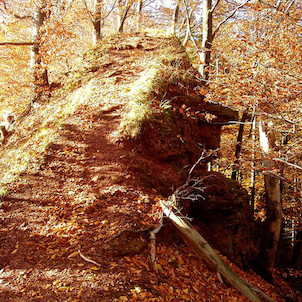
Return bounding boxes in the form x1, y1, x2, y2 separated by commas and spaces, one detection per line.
0, 33, 293, 302
0, 94, 161, 300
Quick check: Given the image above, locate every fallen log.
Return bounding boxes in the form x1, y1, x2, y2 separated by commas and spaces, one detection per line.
160, 200, 273, 302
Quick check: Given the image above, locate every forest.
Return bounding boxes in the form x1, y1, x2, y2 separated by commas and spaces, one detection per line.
0, 0, 301, 301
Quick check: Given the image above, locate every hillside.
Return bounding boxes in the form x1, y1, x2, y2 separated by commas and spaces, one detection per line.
0, 33, 299, 302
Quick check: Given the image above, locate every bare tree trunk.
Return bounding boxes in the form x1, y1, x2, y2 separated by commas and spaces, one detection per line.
250, 114, 256, 213
136, 0, 143, 31
92, 0, 103, 43
171, 0, 180, 34
258, 120, 282, 281
199, 0, 213, 82
182, 1, 197, 48
30, 4, 48, 103
182, 14, 190, 46
117, 0, 131, 32
198, 0, 249, 81
231, 110, 248, 180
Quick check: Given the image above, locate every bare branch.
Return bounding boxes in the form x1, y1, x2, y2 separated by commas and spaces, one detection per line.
13, 13, 34, 21
78, 250, 103, 266
213, 0, 250, 39
0, 41, 34, 46
97, 0, 119, 21
182, 0, 198, 49
81, 0, 93, 18
188, 149, 219, 177
211, 0, 221, 13
82, 0, 119, 22
273, 158, 302, 171
258, 0, 300, 21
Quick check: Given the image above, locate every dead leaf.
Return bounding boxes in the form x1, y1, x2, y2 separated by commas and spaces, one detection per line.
67, 251, 79, 259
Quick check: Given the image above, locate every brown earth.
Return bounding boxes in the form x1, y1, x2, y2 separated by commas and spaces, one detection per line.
0, 33, 300, 302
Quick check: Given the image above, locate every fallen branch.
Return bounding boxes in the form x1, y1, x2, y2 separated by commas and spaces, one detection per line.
150, 213, 164, 272
244, 281, 275, 302
0, 41, 34, 46
78, 249, 102, 267
160, 200, 270, 302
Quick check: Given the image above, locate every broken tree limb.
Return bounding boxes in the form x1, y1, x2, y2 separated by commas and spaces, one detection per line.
150, 213, 164, 272
160, 200, 265, 302
78, 249, 103, 267
244, 281, 275, 302
0, 41, 34, 46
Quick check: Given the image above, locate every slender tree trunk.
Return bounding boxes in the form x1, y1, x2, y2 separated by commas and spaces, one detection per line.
93, 0, 102, 43
182, 14, 190, 46
171, 0, 180, 34
136, 0, 143, 31
118, 0, 131, 32
182, 1, 196, 48
250, 114, 256, 213
30, 4, 48, 103
199, 0, 213, 82
231, 111, 248, 180
258, 120, 282, 281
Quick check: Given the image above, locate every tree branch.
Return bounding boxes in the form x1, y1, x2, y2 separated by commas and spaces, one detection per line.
99, 0, 119, 21
273, 158, 302, 171
275, 0, 296, 29
13, 13, 34, 21
0, 41, 34, 46
211, 0, 221, 13
82, 0, 119, 22
258, 0, 300, 21
182, 0, 198, 49
213, 0, 250, 39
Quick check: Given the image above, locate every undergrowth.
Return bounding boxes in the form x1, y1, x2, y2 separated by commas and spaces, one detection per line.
0, 78, 108, 195
118, 47, 195, 138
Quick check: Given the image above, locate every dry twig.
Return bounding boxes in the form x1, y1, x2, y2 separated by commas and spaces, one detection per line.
78, 249, 102, 267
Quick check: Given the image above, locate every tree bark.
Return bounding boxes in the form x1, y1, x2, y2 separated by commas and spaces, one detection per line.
92, 0, 103, 43
136, 0, 143, 31
250, 113, 256, 213
198, 0, 249, 81
117, 0, 131, 32
182, 1, 197, 48
30, 4, 48, 103
258, 120, 282, 281
171, 0, 180, 34
231, 110, 248, 180
199, 0, 213, 82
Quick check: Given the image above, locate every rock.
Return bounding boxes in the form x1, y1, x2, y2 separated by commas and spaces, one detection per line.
176, 172, 257, 270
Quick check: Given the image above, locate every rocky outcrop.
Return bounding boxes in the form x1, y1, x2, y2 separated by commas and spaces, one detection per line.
175, 172, 256, 270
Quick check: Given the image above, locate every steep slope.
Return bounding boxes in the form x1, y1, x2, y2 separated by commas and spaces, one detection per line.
0, 33, 297, 302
